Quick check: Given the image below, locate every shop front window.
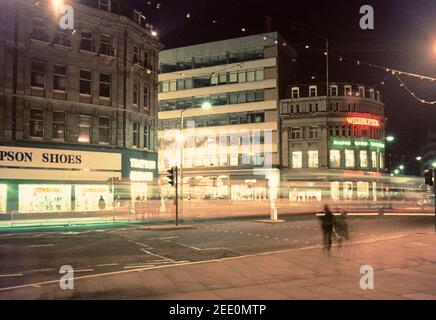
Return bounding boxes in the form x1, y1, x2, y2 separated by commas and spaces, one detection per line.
357, 182, 370, 199
19, 185, 71, 213
345, 149, 355, 168
343, 182, 353, 200
371, 151, 377, 168
0, 185, 7, 213
308, 150, 319, 168
360, 150, 368, 168
75, 185, 113, 212
330, 150, 341, 168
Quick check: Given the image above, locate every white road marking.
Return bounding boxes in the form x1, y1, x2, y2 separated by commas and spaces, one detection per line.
172, 242, 229, 252
95, 263, 119, 268
128, 240, 153, 249
0, 273, 23, 278
0, 234, 413, 293
31, 268, 56, 273
27, 244, 55, 248
148, 237, 178, 241
75, 269, 94, 273
124, 265, 155, 269
384, 213, 435, 217
140, 249, 176, 263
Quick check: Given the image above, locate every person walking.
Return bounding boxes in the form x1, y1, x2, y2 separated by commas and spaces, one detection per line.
334, 210, 349, 249
98, 196, 106, 211
319, 205, 335, 251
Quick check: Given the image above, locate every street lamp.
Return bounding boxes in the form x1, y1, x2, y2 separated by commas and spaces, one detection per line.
394, 169, 400, 175
386, 136, 395, 142
416, 156, 423, 161
432, 162, 436, 168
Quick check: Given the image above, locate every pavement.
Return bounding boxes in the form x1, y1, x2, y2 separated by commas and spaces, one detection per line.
0, 215, 435, 299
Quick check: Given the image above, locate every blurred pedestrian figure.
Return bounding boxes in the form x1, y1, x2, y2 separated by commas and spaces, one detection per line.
319, 205, 335, 251
334, 210, 349, 249
98, 196, 106, 211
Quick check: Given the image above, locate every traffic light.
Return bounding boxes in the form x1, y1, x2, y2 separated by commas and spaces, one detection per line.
167, 167, 176, 187
424, 169, 434, 186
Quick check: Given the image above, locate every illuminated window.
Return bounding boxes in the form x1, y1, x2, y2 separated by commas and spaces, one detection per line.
30, 109, 44, 138
330, 150, 341, 168
78, 115, 91, 143
31, 59, 45, 88
358, 86, 365, 98
238, 71, 247, 83
331, 181, 340, 201
229, 72, 238, 83
343, 182, 353, 200
53, 64, 67, 91
292, 151, 303, 169
344, 85, 352, 96
255, 69, 264, 81
369, 89, 375, 100
247, 70, 255, 82
345, 149, 355, 168
309, 85, 317, 97
360, 150, 368, 168
357, 182, 370, 199
53, 111, 66, 140
371, 151, 377, 168
99, 73, 111, 98
379, 153, 385, 169
308, 151, 319, 168
291, 87, 299, 99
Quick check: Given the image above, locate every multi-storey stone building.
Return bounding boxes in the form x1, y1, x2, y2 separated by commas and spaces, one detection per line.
280, 83, 388, 202
158, 32, 297, 200
0, 0, 161, 213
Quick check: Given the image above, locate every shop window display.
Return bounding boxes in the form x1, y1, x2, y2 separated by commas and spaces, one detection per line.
0, 185, 7, 213
75, 185, 113, 212
19, 185, 71, 213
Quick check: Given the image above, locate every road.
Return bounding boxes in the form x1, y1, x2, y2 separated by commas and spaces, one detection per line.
0, 214, 434, 299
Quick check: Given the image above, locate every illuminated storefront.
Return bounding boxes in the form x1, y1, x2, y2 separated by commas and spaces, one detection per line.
19, 185, 71, 213
0, 184, 7, 213
75, 185, 113, 212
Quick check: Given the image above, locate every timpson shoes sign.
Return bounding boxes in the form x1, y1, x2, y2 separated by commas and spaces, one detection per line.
0, 146, 121, 171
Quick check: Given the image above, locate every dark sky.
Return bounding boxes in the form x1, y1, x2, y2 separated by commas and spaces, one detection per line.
130, 0, 436, 175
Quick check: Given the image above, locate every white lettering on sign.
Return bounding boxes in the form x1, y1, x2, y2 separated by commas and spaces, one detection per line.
130, 159, 156, 170
130, 171, 154, 182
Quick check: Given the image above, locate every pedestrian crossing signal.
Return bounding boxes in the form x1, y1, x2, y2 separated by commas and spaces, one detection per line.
424, 169, 434, 186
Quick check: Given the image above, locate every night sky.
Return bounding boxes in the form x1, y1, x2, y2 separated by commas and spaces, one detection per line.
130, 0, 436, 175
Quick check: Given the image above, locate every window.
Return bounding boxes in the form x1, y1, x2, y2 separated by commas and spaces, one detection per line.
78, 115, 91, 143
308, 151, 319, 168
344, 85, 352, 96
31, 59, 45, 88
80, 31, 93, 51
309, 85, 317, 97
360, 150, 368, 168
330, 150, 341, 168
219, 73, 228, 84
30, 109, 44, 138
369, 89, 375, 100
238, 71, 246, 83
99, 117, 110, 144
31, 18, 47, 41
79, 70, 92, 95
229, 72, 238, 83
133, 81, 139, 106
371, 151, 377, 168
133, 45, 140, 64
255, 69, 264, 81
143, 86, 150, 109
99, 73, 111, 98
379, 153, 385, 169
100, 34, 112, 56
330, 85, 338, 96
144, 125, 150, 149
345, 149, 355, 168
358, 86, 365, 98
144, 50, 150, 67
309, 126, 319, 139
291, 87, 299, 99
53, 65, 67, 91
291, 127, 301, 139
132, 122, 139, 148
53, 111, 66, 140
292, 151, 303, 169
54, 28, 69, 47
99, 0, 111, 11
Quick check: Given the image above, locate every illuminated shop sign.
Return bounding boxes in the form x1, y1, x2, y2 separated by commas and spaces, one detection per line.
130, 159, 157, 170
0, 146, 121, 171
346, 117, 380, 128
331, 139, 385, 149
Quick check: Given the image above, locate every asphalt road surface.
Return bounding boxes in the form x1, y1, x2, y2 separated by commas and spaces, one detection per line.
0, 213, 434, 299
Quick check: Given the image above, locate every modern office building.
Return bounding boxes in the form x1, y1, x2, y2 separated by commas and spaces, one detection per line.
280, 83, 388, 202
158, 32, 297, 200
0, 0, 161, 214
